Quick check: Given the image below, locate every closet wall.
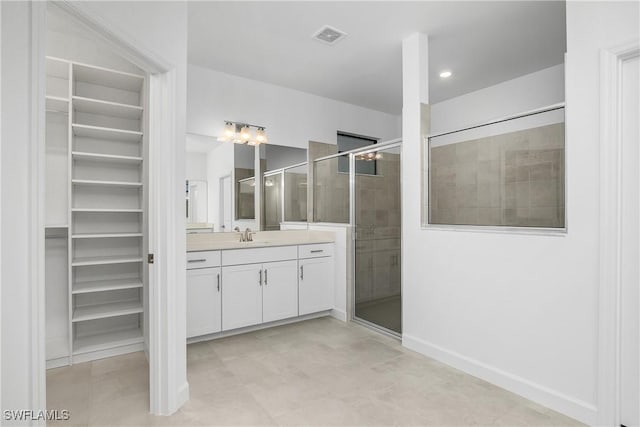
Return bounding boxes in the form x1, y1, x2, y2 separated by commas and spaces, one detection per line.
45, 6, 148, 368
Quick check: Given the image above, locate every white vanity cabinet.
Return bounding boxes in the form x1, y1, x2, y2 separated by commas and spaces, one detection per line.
186, 251, 221, 338
299, 243, 334, 316
220, 259, 299, 330
187, 242, 334, 340
221, 263, 264, 330
262, 260, 299, 323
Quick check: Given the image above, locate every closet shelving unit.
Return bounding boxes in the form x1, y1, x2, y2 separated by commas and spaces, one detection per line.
45, 56, 147, 367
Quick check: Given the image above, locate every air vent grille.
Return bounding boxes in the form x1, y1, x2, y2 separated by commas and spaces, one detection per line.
312, 26, 347, 45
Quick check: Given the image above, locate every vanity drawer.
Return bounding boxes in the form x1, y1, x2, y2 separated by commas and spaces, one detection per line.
298, 243, 334, 259
222, 245, 298, 266
187, 251, 221, 269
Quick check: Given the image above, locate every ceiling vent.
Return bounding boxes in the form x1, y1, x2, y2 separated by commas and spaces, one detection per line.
312, 25, 347, 45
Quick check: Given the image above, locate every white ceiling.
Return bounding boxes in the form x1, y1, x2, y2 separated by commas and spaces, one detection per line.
188, 1, 566, 115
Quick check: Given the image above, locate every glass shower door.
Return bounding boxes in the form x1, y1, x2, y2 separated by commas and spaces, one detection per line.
353, 145, 402, 334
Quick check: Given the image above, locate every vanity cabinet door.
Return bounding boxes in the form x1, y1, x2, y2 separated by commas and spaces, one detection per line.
299, 257, 334, 316
221, 263, 263, 331
187, 267, 221, 338
262, 260, 298, 323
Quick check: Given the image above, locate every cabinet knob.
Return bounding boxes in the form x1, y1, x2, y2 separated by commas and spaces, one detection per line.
259, 269, 262, 286
300, 265, 304, 280
264, 269, 268, 285
217, 273, 220, 292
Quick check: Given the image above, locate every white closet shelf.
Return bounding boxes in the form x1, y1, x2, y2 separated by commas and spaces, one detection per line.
72, 278, 143, 294
45, 224, 69, 228
71, 255, 143, 267
72, 151, 143, 163
72, 232, 142, 239
73, 328, 143, 355
72, 124, 143, 143
72, 179, 143, 188
72, 208, 143, 213
72, 300, 143, 322
46, 56, 70, 79
46, 96, 69, 113
73, 63, 144, 93
73, 96, 143, 119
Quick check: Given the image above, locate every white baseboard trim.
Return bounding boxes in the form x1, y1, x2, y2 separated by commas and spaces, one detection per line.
331, 308, 347, 322
187, 311, 332, 345
402, 334, 597, 425
175, 381, 189, 413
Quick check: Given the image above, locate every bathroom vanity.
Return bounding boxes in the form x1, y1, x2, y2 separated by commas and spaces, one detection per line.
186, 231, 335, 340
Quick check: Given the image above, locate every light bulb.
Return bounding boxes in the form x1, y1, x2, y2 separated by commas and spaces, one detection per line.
256, 127, 267, 143
224, 122, 235, 138
240, 125, 251, 141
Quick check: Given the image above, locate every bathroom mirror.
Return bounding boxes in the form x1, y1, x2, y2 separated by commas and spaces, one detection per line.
260, 144, 307, 230
186, 180, 209, 224
234, 144, 256, 220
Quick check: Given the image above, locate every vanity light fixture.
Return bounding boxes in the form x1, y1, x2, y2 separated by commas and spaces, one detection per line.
218, 121, 268, 145
439, 70, 452, 79
355, 152, 383, 161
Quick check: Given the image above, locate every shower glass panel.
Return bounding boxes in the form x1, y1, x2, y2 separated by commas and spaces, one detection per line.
353, 145, 402, 334
263, 172, 283, 230
284, 163, 308, 222
313, 155, 350, 224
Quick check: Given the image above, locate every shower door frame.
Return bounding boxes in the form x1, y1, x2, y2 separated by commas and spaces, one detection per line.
349, 141, 403, 338
311, 139, 402, 337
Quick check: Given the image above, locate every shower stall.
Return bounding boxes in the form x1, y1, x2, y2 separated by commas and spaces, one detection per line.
312, 140, 402, 336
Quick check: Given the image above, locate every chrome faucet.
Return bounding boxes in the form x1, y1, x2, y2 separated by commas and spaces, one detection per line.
240, 228, 253, 242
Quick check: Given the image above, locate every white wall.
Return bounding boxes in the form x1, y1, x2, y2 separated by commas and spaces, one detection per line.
401, 3, 639, 425
186, 153, 207, 182
187, 65, 401, 148
1, 0, 189, 418
47, 4, 143, 75
430, 64, 565, 135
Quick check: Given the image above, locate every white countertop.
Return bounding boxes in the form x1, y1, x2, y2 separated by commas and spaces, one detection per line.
187, 230, 335, 252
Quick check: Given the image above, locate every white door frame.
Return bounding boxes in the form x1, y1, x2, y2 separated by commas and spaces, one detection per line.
597, 39, 640, 427
30, 0, 187, 416
219, 174, 232, 232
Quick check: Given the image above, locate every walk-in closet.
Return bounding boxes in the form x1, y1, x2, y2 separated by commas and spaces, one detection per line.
44, 5, 150, 369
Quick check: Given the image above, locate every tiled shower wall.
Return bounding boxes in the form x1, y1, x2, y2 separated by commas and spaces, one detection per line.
429, 123, 565, 228
354, 152, 401, 305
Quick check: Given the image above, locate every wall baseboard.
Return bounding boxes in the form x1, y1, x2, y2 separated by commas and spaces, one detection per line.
331, 308, 347, 322
402, 334, 597, 425
175, 381, 190, 414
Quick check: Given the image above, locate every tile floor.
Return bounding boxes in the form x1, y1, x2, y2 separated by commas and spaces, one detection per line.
47, 317, 583, 426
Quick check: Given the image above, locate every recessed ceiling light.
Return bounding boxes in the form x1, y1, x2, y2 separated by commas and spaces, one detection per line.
440, 71, 452, 79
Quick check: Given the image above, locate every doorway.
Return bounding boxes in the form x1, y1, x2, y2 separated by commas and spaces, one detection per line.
36, 2, 185, 417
